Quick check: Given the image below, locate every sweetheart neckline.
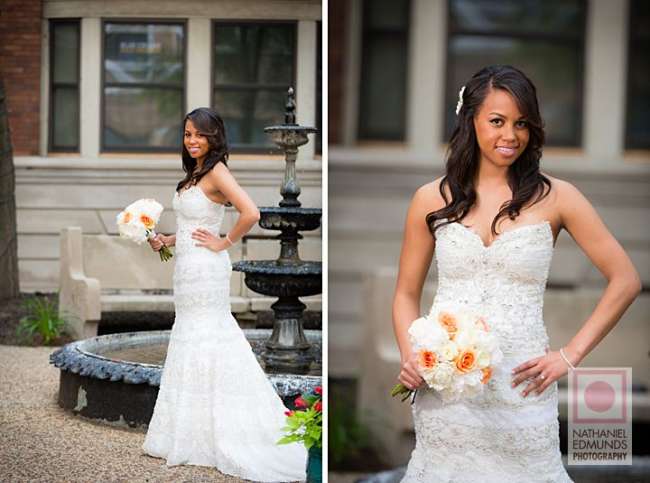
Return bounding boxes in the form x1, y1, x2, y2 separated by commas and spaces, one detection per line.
175, 184, 226, 208
446, 219, 554, 250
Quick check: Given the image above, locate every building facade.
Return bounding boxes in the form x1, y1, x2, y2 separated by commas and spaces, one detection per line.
329, 0, 649, 381
1, 0, 322, 297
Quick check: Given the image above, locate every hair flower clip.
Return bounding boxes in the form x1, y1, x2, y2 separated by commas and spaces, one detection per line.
455, 86, 466, 116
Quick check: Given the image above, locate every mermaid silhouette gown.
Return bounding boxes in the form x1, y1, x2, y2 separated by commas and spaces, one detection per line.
142, 184, 307, 482
402, 218, 573, 482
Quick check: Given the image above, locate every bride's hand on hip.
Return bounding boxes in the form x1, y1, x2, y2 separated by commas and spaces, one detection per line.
511, 347, 577, 397
399, 352, 425, 391
192, 228, 228, 253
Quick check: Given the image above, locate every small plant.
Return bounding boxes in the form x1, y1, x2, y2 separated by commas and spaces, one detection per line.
328, 397, 373, 467
15, 295, 71, 345
278, 386, 322, 450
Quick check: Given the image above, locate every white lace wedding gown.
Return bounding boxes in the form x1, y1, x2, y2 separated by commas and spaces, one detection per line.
142, 184, 307, 482
402, 218, 573, 483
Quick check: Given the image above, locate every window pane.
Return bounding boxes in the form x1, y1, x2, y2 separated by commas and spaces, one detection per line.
366, 0, 409, 30
626, 1, 650, 148
359, 33, 408, 140
52, 87, 79, 148
446, 36, 582, 146
450, 0, 583, 36
104, 87, 182, 148
213, 88, 286, 148
358, 0, 410, 141
214, 24, 294, 85
104, 23, 184, 85
52, 23, 79, 83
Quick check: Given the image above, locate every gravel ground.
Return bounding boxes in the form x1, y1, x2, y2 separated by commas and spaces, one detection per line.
0, 344, 245, 483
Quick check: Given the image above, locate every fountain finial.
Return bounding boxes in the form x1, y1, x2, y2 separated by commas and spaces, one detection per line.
285, 87, 297, 125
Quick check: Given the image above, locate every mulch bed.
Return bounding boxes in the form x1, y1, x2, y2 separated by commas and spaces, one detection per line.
0, 293, 175, 346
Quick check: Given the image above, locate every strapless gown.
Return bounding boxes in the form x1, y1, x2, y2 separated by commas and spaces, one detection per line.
142, 184, 307, 482
402, 218, 573, 482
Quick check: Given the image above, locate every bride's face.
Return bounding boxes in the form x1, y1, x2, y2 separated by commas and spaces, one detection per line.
473, 88, 530, 169
184, 120, 210, 162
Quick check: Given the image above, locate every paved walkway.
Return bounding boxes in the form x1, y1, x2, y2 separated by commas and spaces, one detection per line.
0, 345, 243, 482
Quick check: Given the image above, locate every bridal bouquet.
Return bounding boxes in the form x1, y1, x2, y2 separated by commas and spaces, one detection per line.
391, 309, 503, 403
116, 198, 173, 261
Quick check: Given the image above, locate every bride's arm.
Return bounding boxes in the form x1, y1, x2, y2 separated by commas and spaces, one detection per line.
513, 179, 641, 396
557, 180, 641, 364
393, 182, 441, 390
192, 162, 260, 252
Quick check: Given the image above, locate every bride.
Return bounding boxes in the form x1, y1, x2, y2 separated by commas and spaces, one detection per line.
393, 65, 641, 482
142, 107, 307, 481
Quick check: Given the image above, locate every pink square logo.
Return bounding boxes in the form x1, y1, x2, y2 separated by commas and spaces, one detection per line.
571, 369, 628, 424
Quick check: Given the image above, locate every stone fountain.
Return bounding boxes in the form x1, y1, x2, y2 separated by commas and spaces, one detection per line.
48, 88, 322, 428
233, 87, 321, 375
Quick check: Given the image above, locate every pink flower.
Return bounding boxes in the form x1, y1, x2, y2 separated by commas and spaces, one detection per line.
295, 396, 308, 408
314, 401, 322, 412
284, 410, 294, 417
314, 386, 322, 395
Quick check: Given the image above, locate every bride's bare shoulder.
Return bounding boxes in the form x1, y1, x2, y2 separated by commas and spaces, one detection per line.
410, 176, 448, 214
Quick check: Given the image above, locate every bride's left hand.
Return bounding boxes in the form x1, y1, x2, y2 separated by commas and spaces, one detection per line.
191, 228, 229, 253
511, 348, 572, 397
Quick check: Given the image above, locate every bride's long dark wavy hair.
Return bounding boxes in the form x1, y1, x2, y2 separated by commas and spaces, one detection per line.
426, 65, 551, 238
176, 107, 229, 193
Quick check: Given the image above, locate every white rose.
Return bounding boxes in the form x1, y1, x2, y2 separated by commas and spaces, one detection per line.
118, 221, 148, 244
440, 341, 459, 361
408, 316, 448, 350
431, 362, 455, 390
476, 349, 491, 368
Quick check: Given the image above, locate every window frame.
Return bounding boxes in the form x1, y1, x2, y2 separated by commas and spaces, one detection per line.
48, 18, 81, 153
100, 18, 188, 153
444, 0, 587, 147
357, 0, 411, 142
315, 20, 322, 154
210, 19, 298, 154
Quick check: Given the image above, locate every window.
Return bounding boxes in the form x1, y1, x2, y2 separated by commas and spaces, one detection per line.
625, 0, 650, 149
102, 20, 185, 152
445, 0, 586, 146
49, 20, 80, 152
212, 22, 296, 152
358, 0, 410, 141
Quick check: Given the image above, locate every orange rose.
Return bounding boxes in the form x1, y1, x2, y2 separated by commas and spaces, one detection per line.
418, 350, 437, 370
438, 312, 458, 339
481, 367, 492, 384
139, 214, 155, 229
475, 317, 490, 332
123, 212, 132, 223
455, 348, 477, 373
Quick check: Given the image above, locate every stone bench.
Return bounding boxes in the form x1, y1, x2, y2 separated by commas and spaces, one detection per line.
58, 226, 321, 340
357, 267, 650, 465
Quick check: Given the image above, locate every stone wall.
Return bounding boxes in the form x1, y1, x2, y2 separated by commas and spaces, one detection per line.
15, 156, 322, 293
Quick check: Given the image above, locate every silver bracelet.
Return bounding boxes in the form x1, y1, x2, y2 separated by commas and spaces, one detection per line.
225, 233, 235, 246
559, 347, 576, 370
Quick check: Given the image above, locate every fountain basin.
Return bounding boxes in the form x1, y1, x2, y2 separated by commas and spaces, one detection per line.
232, 260, 322, 297
259, 207, 322, 232
49, 329, 321, 429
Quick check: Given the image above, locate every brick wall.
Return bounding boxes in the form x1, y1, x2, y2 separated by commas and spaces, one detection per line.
328, 0, 346, 145
0, 0, 42, 155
